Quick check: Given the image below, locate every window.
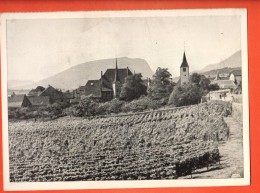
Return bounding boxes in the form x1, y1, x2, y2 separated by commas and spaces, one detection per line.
183, 67, 186, 72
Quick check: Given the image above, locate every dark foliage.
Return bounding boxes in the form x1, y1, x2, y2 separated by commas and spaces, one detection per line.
120, 73, 147, 101
148, 68, 175, 101
168, 83, 203, 107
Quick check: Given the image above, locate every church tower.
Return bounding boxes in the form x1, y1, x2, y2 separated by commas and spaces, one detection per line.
180, 51, 189, 85
112, 58, 121, 98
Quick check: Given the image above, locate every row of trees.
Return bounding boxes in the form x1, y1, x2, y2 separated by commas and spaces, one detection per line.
71, 68, 220, 117
119, 67, 219, 107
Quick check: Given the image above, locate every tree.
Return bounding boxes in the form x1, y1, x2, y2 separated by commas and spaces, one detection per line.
120, 73, 147, 101
168, 83, 203, 107
73, 96, 97, 117
148, 67, 175, 102
190, 73, 201, 86
190, 73, 219, 93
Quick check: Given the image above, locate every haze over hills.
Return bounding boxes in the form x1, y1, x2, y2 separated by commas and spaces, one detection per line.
10, 57, 154, 90
199, 50, 241, 73
8, 80, 34, 89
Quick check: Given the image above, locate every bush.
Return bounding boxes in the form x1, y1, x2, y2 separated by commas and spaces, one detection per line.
168, 83, 203, 107
106, 99, 125, 114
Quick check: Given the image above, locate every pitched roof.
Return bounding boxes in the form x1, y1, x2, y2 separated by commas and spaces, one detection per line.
230, 69, 242, 76
212, 79, 237, 89
8, 94, 29, 108
85, 80, 102, 97
28, 96, 50, 106
180, 52, 189, 68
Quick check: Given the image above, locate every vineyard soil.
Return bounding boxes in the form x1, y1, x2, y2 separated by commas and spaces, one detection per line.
180, 116, 244, 179
8, 102, 240, 182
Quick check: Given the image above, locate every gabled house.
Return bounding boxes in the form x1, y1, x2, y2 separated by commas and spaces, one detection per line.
27, 85, 67, 106
211, 79, 237, 90
81, 58, 133, 101
8, 94, 31, 108
229, 69, 242, 85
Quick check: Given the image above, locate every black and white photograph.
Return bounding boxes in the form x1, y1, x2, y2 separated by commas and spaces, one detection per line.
1, 9, 249, 190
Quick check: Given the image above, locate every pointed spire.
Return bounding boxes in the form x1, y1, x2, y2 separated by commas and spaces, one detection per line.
114, 57, 119, 82
180, 51, 189, 68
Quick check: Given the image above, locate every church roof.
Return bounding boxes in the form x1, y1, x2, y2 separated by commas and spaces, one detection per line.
180, 52, 189, 68
103, 68, 133, 84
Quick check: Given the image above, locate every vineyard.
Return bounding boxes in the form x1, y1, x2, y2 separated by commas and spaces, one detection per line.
8, 101, 231, 182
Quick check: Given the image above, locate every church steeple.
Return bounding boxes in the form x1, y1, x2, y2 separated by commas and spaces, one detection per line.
180, 51, 190, 85
180, 52, 189, 68
113, 57, 121, 98
114, 57, 119, 82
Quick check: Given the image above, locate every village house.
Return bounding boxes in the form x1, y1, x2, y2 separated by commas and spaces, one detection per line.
211, 72, 237, 90
229, 69, 242, 85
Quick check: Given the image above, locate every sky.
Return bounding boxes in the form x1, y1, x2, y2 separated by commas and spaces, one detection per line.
6, 14, 241, 81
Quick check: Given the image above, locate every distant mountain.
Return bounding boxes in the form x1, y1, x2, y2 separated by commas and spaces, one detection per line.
199, 50, 241, 73
12, 57, 154, 90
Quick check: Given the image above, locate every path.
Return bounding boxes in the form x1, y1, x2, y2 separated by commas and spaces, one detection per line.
180, 116, 244, 179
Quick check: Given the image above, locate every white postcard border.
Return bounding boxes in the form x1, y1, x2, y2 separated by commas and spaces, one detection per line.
1, 8, 250, 191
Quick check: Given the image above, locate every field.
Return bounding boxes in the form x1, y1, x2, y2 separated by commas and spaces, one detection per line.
8, 101, 231, 182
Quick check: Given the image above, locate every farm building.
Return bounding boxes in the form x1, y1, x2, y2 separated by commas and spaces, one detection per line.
211, 79, 237, 90
39, 85, 66, 103
8, 94, 31, 108
211, 72, 237, 90
28, 85, 68, 104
